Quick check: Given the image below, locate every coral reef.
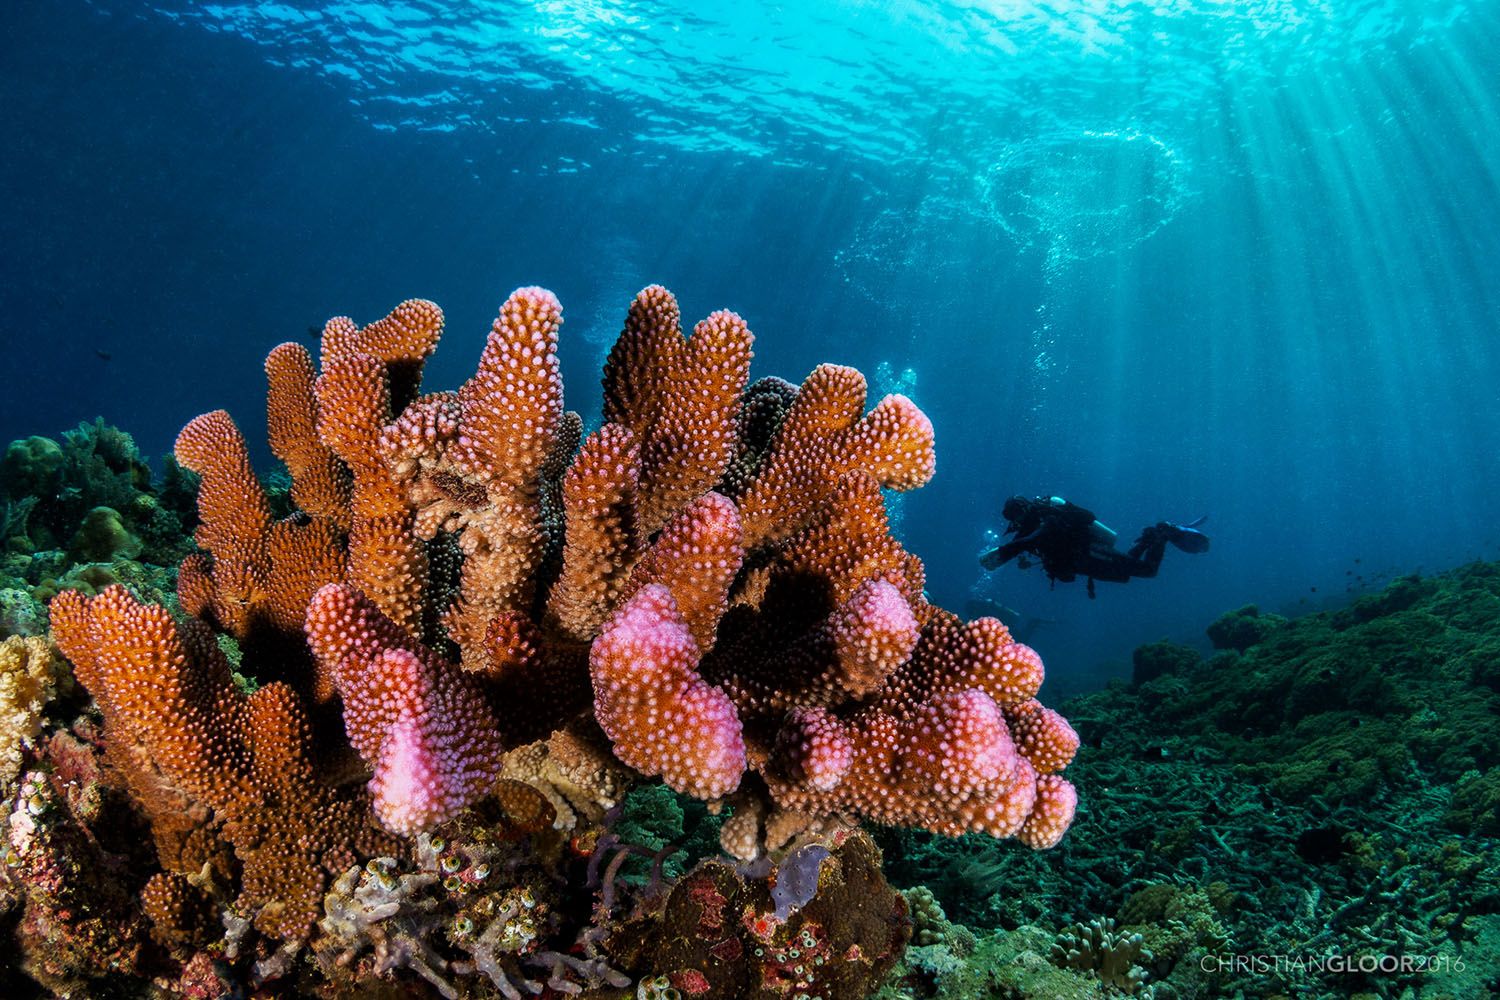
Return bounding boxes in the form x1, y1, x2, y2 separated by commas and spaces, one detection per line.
51, 585, 392, 940
877, 560, 1500, 999
5, 282, 1499, 999
0, 587, 47, 638
1, 418, 194, 571
1049, 917, 1150, 993
1129, 638, 1200, 687
1204, 603, 1287, 652
2, 283, 1080, 996
904, 885, 974, 956
0, 636, 65, 792
158, 283, 1076, 858
614, 829, 910, 1000
68, 505, 144, 563
2, 419, 192, 659
873, 922, 1119, 1000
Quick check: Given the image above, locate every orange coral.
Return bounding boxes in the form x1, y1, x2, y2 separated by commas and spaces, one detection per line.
316, 350, 407, 519
52, 586, 245, 807
544, 423, 641, 642
174, 411, 272, 639
1018, 773, 1078, 849
1005, 698, 1080, 775
603, 286, 754, 535
50, 586, 384, 939
264, 518, 347, 636
452, 287, 564, 485
175, 410, 272, 561
140, 871, 215, 950
72, 281, 1076, 890
321, 298, 444, 412
602, 284, 679, 434
175, 552, 215, 621
304, 584, 504, 835
312, 347, 429, 638
265, 342, 351, 530
737, 364, 935, 548
173, 408, 346, 683
627, 491, 744, 652
589, 585, 746, 800
438, 288, 568, 655
771, 472, 930, 615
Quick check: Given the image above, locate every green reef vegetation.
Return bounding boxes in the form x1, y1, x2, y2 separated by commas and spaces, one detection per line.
2, 419, 1498, 999
873, 564, 1500, 999
1, 420, 199, 635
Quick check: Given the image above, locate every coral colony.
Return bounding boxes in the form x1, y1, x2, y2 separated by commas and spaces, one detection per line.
8, 285, 1078, 996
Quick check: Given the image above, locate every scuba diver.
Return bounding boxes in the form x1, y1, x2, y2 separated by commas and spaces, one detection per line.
980, 495, 1209, 598
962, 597, 1058, 646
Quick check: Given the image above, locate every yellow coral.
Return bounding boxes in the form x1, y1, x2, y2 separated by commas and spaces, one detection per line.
0, 635, 62, 791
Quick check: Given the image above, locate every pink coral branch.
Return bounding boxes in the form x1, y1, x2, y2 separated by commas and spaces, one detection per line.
306, 584, 503, 835
589, 584, 745, 800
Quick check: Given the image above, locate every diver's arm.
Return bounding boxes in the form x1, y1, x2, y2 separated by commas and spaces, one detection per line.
980, 548, 1008, 570
980, 529, 1044, 570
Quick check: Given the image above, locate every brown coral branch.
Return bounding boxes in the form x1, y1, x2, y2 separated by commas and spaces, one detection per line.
265, 341, 351, 530
321, 298, 444, 413
50, 586, 387, 939
601, 286, 753, 535
543, 423, 641, 642
737, 364, 935, 548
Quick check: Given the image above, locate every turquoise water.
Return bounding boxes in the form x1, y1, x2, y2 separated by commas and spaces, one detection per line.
3, 0, 1498, 684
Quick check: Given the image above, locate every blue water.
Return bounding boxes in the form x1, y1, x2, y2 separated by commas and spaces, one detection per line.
4, 1, 1498, 690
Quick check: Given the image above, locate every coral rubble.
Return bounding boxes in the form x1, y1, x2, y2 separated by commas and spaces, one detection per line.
878, 561, 1500, 999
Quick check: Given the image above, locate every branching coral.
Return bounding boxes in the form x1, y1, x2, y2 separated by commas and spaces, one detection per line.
49, 586, 390, 940
185, 282, 1076, 856
306, 582, 504, 835
35, 281, 1080, 994
1050, 917, 1152, 994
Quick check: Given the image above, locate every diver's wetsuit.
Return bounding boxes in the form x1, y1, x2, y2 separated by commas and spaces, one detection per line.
980, 497, 1197, 598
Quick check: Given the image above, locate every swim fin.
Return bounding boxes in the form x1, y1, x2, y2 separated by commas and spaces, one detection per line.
1166, 516, 1210, 554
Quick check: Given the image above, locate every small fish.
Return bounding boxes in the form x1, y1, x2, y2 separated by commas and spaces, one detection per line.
94, 348, 112, 361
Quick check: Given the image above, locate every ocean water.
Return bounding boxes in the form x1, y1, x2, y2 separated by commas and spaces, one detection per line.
4, 0, 1498, 690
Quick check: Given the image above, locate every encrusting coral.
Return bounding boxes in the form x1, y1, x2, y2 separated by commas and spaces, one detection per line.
20, 283, 1079, 994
